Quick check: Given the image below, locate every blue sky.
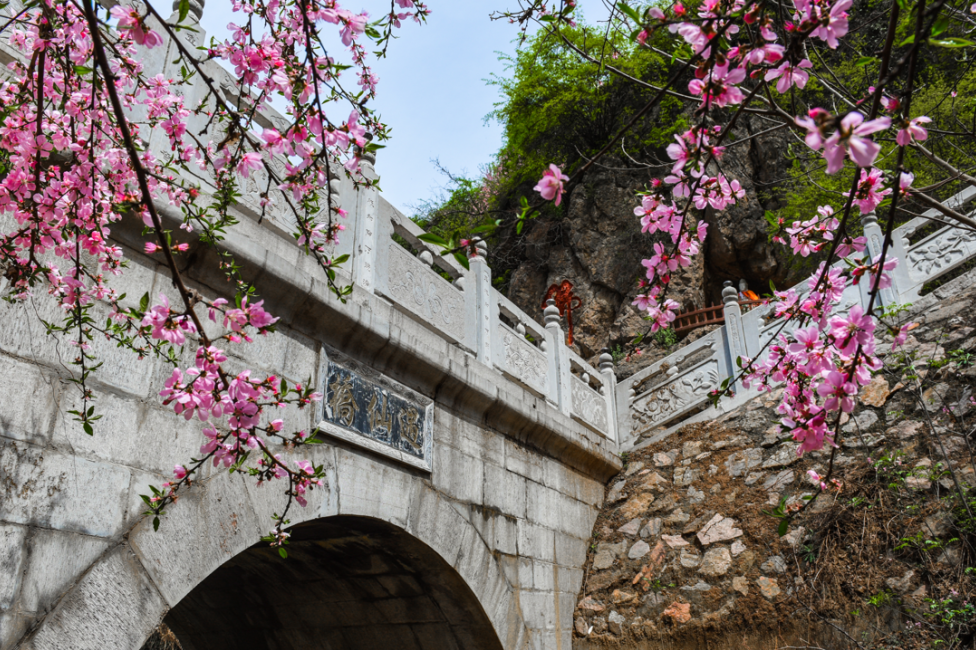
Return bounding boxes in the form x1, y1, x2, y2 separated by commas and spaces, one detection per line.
201, 2, 610, 215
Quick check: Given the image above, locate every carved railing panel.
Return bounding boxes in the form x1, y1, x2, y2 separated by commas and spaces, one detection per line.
571, 375, 609, 434
907, 226, 976, 287
377, 243, 467, 345
630, 359, 719, 432
496, 325, 549, 397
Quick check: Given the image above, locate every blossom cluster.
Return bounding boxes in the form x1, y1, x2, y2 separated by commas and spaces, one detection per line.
526, 0, 934, 464
0, 0, 427, 540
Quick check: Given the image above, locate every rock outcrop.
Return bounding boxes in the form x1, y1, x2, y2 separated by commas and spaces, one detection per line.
500, 115, 796, 370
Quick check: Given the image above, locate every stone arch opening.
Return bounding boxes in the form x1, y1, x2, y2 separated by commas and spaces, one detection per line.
158, 515, 504, 650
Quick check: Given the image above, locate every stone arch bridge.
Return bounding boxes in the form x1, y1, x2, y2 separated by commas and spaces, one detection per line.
3, 4, 976, 650
0, 5, 621, 649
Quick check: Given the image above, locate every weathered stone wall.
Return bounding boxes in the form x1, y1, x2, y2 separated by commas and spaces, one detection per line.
570, 267, 976, 649
0, 186, 621, 650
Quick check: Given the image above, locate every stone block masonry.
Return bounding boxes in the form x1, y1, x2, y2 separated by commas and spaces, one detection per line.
0, 6, 629, 648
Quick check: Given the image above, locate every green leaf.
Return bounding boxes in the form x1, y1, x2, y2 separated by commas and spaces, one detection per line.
618, 2, 643, 24
417, 232, 449, 247
153, 516, 160, 532
900, 34, 915, 46
83, 422, 94, 436
516, 219, 524, 235
139, 292, 149, 313
855, 56, 877, 67
777, 519, 789, 537
931, 14, 950, 38
932, 37, 975, 48
332, 253, 350, 265
74, 65, 94, 76
452, 252, 471, 271
470, 223, 498, 235
278, 547, 288, 558
178, 0, 190, 23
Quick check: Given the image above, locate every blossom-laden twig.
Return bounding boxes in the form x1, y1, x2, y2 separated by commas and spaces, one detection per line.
0, 0, 428, 545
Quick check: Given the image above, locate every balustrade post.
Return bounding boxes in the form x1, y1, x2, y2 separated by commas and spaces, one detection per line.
722, 281, 747, 387
351, 151, 380, 294
599, 349, 618, 444
544, 299, 571, 414
860, 211, 898, 308
467, 238, 493, 365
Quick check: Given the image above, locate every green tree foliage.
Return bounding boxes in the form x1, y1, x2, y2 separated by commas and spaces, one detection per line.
764, 0, 976, 236
414, 16, 690, 270
488, 21, 687, 191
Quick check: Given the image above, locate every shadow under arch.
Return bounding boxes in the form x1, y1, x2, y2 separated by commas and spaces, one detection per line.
161, 515, 505, 650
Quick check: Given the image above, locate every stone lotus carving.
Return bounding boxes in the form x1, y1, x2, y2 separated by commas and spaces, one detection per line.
572, 376, 609, 433
633, 363, 719, 428
502, 331, 547, 394
387, 244, 465, 341
909, 227, 976, 279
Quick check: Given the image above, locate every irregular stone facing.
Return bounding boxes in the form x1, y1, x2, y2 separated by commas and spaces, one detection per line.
761, 555, 787, 574
725, 448, 763, 476
699, 547, 732, 576
653, 452, 674, 467
612, 589, 636, 604
608, 610, 626, 635
679, 550, 701, 568
673, 467, 700, 487
842, 410, 879, 434
662, 534, 689, 548
762, 470, 794, 491
640, 518, 662, 538
628, 540, 650, 560
641, 471, 670, 491
861, 375, 891, 407
886, 570, 915, 593
762, 443, 799, 469
682, 441, 704, 458
576, 327, 971, 642
696, 514, 743, 545
887, 420, 924, 440
578, 596, 605, 612
732, 576, 749, 595
620, 493, 655, 519
757, 576, 781, 599
606, 480, 627, 503
665, 509, 691, 526
662, 601, 691, 624
593, 541, 626, 570
618, 518, 642, 536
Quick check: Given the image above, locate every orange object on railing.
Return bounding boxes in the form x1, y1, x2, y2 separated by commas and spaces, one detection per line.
672, 299, 765, 336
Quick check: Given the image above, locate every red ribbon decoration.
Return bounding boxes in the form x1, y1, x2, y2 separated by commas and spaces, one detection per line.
541, 280, 583, 346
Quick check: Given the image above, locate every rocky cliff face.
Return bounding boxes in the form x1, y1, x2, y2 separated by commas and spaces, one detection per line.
500, 115, 796, 371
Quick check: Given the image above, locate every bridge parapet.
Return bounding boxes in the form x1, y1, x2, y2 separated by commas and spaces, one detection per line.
619, 185, 976, 449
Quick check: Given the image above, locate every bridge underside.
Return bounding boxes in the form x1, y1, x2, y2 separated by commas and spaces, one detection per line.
163, 516, 502, 650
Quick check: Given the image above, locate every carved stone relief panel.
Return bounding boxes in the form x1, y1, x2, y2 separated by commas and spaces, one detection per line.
320, 355, 433, 470
501, 328, 548, 395
631, 360, 719, 430
572, 376, 609, 434
908, 226, 976, 281
386, 243, 466, 342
